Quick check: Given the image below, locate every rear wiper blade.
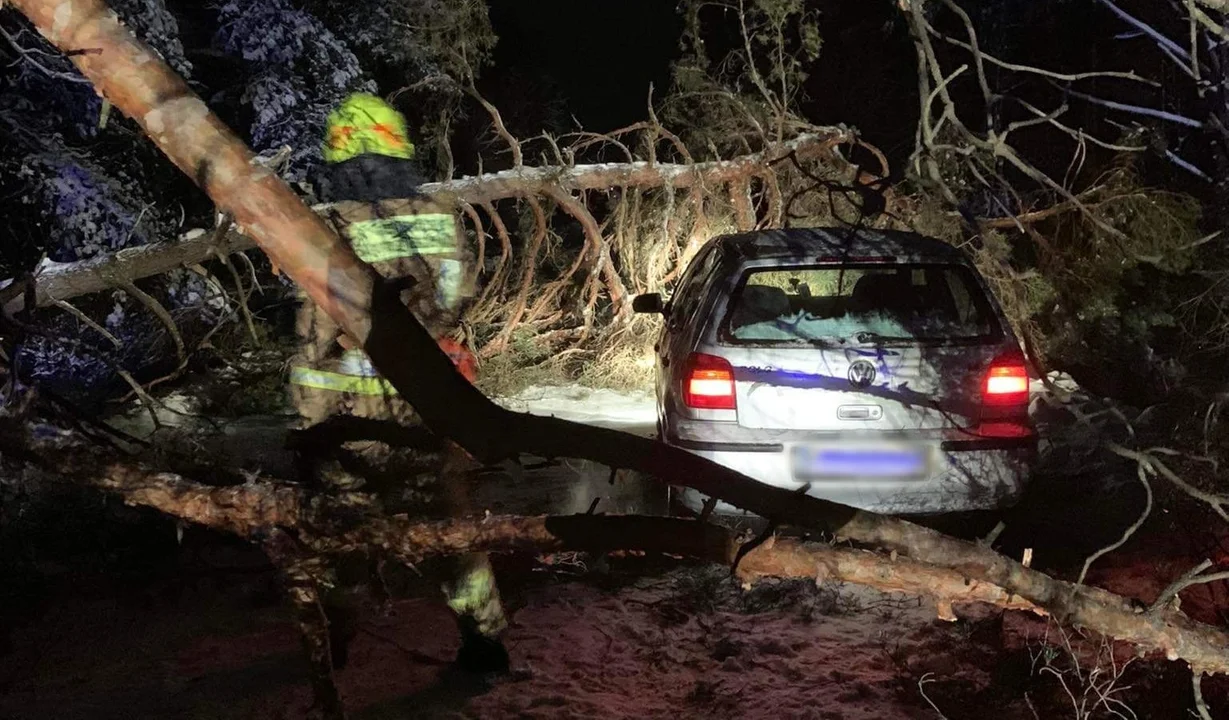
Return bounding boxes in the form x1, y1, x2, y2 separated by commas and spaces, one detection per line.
851, 331, 908, 344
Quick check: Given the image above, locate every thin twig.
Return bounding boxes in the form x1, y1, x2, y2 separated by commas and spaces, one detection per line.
234, 251, 263, 296
1064, 87, 1206, 128
219, 253, 260, 344
1079, 464, 1153, 585
1152, 560, 1229, 612
0, 25, 92, 84
1010, 97, 1148, 152
923, 15, 1158, 85
465, 78, 522, 167
917, 673, 951, 719
1192, 670, 1214, 720
1096, 0, 1198, 72
53, 299, 122, 348
1164, 149, 1214, 181
1109, 443, 1229, 522
118, 279, 187, 367
114, 366, 161, 430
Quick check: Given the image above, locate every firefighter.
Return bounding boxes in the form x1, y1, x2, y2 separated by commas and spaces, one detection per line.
288, 92, 509, 673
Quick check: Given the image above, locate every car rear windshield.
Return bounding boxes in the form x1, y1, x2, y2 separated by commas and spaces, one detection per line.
722, 263, 1001, 345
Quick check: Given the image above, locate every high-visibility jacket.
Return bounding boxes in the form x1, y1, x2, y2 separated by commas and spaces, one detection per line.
289, 194, 475, 399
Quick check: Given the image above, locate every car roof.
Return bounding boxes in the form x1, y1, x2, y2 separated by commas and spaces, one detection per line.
713, 227, 969, 264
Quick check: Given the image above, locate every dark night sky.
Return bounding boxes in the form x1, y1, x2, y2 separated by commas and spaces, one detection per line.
483, 0, 921, 173
486, 0, 684, 132
478, 0, 1203, 192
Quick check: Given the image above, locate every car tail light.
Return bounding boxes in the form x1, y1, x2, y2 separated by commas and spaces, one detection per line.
983, 356, 1029, 406
683, 353, 736, 410
975, 353, 1033, 438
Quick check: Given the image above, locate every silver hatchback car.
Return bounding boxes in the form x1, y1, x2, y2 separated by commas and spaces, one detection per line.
633, 227, 1037, 517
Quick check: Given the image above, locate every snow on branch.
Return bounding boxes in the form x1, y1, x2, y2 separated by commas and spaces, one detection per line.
0, 129, 852, 316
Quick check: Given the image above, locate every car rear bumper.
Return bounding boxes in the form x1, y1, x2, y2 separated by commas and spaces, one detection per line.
670, 438, 1034, 516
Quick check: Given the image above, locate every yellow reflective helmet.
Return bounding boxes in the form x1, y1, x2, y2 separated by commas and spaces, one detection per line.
322, 92, 415, 164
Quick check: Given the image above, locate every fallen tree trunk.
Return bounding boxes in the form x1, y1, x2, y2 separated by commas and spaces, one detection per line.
8, 426, 1034, 617
0, 226, 254, 316
425, 133, 849, 206
342, 514, 1045, 621
13, 0, 1229, 678
21, 429, 1229, 674
0, 427, 1035, 616
0, 136, 851, 316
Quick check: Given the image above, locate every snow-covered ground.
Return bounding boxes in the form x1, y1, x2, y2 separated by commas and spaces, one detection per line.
0, 556, 1078, 720
495, 384, 657, 436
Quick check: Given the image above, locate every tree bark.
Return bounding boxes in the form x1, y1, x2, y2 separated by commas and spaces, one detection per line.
264, 529, 346, 720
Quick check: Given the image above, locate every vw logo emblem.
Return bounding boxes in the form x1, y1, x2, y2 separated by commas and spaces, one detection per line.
847, 360, 877, 388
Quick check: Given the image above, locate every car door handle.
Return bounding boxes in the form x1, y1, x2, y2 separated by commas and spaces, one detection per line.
838, 405, 882, 421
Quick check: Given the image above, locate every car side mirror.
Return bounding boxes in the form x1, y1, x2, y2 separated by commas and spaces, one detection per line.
632, 293, 666, 315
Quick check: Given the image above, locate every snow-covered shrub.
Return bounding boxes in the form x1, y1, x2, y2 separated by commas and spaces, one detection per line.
111, 0, 193, 78
0, 9, 227, 404
22, 155, 165, 262
214, 0, 374, 180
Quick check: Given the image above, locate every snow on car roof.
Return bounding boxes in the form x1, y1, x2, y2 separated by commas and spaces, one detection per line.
714, 227, 969, 263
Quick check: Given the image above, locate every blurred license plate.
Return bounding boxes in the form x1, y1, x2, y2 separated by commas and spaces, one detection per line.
791, 443, 930, 480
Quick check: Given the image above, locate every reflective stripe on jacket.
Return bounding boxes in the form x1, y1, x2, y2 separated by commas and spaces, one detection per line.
348, 213, 458, 263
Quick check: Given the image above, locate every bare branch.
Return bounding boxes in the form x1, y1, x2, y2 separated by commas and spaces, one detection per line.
972, 191, 1148, 229
937, 0, 994, 131
219, 253, 259, 344
117, 278, 186, 368
490, 195, 548, 351
646, 86, 695, 164
1063, 86, 1207, 128
1189, 0, 1205, 90
0, 23, 92, 83
1193, 670, 1215, 720
1, 131, 848, 329
461, 54, 523, 167
917, 673, 952, 719
1095, 0, 1200, 76
918, 6, 1158, 87
53, 299, 121, 348
16, 423, 1229, 675
1164, 148, 1214, 181
1078, 464, 1153, 586
1109, 444, 1229, 522
1152, 560, 1229, 612
993, 139, 1129, 241
1190, 2, 1229, 39
1009, 97, 1149, 152
472, 199, 512, 308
